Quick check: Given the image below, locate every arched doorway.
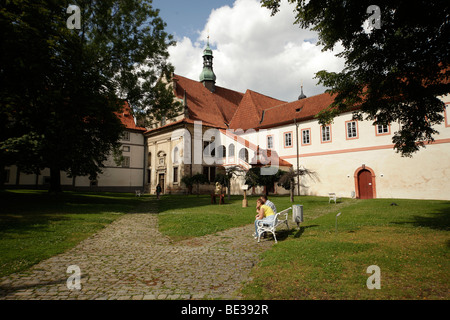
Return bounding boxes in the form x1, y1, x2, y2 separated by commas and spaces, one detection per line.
354, 166, 376, 199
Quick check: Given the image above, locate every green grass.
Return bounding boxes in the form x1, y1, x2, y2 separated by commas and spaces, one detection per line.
1, 190, 448, 300
0, 189, 151, 277
240, 198, 450, 300
156, 194, 342, 241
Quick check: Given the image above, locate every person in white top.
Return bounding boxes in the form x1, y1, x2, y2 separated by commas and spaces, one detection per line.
260, 195, 277, 213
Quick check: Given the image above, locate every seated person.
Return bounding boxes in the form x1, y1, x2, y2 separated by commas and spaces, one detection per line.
260, 195, 277, 214
254, 198, 275, 239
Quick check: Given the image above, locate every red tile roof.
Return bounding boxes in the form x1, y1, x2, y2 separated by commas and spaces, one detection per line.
173, 74, 244, 128
257, 92, 336, 129
146, 75, 344, 169
228, 90, 287, 130
116, 101, 146, 132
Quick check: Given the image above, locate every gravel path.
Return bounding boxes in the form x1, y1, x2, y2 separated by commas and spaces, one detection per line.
0, 212, 278, 300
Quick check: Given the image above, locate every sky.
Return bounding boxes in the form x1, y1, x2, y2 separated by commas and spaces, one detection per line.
152, 0, 345, 102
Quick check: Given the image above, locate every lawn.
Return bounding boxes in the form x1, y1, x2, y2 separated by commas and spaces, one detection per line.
240, 198, 450, 300
0, 189, 150, 277
1, 190, 448, 300
156, 193, 343, 240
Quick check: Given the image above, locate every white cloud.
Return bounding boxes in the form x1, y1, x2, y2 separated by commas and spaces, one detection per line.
168, 0, 345, 101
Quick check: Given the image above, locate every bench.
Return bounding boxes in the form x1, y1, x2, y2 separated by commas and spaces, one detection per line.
328, 193, 341, 204
256, 207, 291, 244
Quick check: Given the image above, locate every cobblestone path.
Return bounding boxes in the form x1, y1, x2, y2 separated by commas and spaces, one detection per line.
0, 212, 276, 300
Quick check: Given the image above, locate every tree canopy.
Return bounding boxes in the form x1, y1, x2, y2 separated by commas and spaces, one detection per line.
0, 0, 179, 191
261, 0, 450, 156
244, 167, 284, 196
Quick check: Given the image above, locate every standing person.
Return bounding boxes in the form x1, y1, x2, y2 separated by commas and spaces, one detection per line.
156, 184, 162, 200
254, 198, 275, 239
260, 195, 277, 214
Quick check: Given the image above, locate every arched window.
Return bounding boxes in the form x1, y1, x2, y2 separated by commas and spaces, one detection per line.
228, 144, 235, 157
173, 146, 179, 164
239, 148, 249, 162
217, 145, 226, 158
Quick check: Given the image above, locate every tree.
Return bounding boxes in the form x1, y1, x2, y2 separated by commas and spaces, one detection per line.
261, 0, 450, 156
215, 166, 245, 200
278, 167, 318, 202
244, 167, 284, 196
190, 173, 208, 196
181, 175, 194, 195
0, 1, 180, 192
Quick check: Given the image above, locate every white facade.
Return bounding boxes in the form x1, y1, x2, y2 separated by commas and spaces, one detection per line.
234, 95, 450, 200
4, 130, 146, 192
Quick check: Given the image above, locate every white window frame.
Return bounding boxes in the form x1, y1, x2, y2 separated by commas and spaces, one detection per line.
321, 126, 331, 142
346, 121, 358, 139
122, 131, 130, 141
267, 135, 273, 149
122, 156, 130, 168
284, 132, 292, 148
302, 129, 310, 145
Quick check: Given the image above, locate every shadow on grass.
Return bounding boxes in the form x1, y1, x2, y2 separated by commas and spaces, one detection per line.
0, 190, 158, 235
156, 194, 251, 213
266, 224, 320, 243
392, 201, 450, 231
294, 224, 320, 238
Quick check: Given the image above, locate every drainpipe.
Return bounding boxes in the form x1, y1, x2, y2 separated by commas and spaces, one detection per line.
294, 117, 300, 196
143, 135, 148, 193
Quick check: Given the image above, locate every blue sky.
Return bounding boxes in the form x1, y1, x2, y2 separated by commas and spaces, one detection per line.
151, 0, 345, 101
152, 0, 236, 42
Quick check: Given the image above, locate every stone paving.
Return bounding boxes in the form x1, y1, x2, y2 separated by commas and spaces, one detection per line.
0, 212, 277, 300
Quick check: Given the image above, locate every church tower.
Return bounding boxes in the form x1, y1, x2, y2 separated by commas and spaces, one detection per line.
199, 37, 216, 92
298, 84, 306, 100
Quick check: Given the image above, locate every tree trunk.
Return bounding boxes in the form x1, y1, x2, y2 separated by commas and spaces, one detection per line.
290, 184, 294, 202
49, 167, 62, 193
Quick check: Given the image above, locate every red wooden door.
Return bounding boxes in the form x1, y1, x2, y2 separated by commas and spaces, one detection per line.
358, 169, 373, 199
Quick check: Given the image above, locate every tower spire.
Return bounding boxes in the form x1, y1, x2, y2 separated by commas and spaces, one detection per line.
298, 81, 306, 100
199, 35, 216, 92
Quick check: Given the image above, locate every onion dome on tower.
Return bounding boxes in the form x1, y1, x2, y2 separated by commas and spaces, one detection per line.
199, 36, 216, 92
298, 84, 307, 100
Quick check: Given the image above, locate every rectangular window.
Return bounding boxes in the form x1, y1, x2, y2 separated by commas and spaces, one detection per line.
203, 166, 209, 178
122, 131, 130, 141
321, 126, 331, 143
376, 124, 390, 136
209, 166, 216, 182
173, 167, 178, 183
123, 145, 130, 152
267, 136, 273, 149
301, 129, 310, 145
122, 156, 130, 168
284, 132, 292, 148
346, 121, 358, 139
202, 166, 216, 182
